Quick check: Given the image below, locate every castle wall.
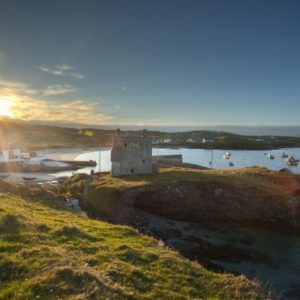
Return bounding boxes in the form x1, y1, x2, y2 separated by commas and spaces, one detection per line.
111, 135, 152, 176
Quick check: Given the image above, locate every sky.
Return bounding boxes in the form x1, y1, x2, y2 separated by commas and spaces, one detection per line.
0, 0, 300, 128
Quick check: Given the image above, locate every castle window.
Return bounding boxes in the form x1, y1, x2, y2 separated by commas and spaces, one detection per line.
124, 143, 127, 147
142, 159, 145, 163
131, 168, 134, 173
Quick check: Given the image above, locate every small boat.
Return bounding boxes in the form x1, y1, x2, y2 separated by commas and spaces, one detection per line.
287, 156, 299, 166
22, 177, 37, 181
228, 162, 234, 167
226, 151, 232, 157
267, 154, 274, 160
282, 152, 288, 158
223, 154, 230, 160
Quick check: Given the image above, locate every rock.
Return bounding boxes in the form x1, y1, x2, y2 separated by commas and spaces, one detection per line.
129, 180, 300, 234
279, 168, 293, 174
214, 188, 224, 197
166, 228, 182, 238
239, 236, 257, 246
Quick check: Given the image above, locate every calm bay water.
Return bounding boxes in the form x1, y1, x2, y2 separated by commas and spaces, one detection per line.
3, 147, 300, 182
53, 147, 300, 178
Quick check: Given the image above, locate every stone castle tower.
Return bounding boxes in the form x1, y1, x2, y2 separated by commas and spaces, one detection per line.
111, 129, 152, 176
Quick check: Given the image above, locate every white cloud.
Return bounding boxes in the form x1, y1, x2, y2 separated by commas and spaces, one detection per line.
56, 63, 73, 71
121, 86, 127, 91
38, 63, 84, 79
38, 66, 64, 76
42, 84, 78, 96
38, 66, 49, 72
69, 72, 85, 79
52, 70, 64, 76
114, 105, 120, 109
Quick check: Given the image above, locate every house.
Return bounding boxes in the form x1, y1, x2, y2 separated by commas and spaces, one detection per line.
186, 138, 196, 143
111, 129, 152, 176
163, 138, 172, 143
0, 145, 45, 164
202, 138, 214, 144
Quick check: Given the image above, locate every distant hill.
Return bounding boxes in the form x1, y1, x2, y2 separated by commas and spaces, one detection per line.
1, 118, 300, 150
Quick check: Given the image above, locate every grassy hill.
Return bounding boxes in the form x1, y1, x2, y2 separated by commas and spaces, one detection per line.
0, 189, 262, 299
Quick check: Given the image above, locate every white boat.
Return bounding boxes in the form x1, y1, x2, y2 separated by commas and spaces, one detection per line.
267, 154, 274, 160
226, 151, 232, 157
223, 154, 229, 160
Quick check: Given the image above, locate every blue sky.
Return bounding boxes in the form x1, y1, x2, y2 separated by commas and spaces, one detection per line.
0, 0, 300, 127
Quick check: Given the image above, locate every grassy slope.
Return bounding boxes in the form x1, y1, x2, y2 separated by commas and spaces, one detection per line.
0, 192, 262, 299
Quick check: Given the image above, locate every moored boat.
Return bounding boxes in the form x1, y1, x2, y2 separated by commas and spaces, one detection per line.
286, 156, 299, 166
267, 154, 274, 160
22, 177, 37, 181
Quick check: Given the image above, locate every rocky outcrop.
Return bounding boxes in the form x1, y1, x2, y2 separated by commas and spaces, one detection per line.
122, 180, 300, 233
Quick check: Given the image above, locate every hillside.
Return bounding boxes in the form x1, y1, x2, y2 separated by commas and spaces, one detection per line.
63, 166, 300, 232
61, 167, 300, 297
0, 190, 262, 299
1, 118, 300, 150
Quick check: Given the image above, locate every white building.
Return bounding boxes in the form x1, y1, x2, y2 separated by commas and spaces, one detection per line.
0, 147, 45, 164
163, 138, 172, 143
186, 138, 196, 143
202, 138, 214, 144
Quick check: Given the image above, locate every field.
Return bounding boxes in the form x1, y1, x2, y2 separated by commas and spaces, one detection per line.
0, 191, 262, 299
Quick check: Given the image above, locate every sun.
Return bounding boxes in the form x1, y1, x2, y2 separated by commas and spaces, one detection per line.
0, 98, 13, 117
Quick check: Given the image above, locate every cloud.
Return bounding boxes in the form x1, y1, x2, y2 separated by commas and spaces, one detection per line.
56, 63, 73, 71
114, 105, 120, 109
10, 97, 113, 125
0, 79, 38, 95
121, 86, 127, 91
38, 66, 64, 76
69, 72, 85, 79
42, 84, 78, 96
38, 63, 84, 79
0, 77, 113, 125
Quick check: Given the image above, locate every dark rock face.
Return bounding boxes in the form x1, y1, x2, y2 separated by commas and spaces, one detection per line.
122, 180, 300, 233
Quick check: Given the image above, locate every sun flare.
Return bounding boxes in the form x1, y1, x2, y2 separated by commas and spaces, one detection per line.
0, 98, 13, 117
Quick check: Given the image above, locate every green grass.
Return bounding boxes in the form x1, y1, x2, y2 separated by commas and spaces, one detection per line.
0, 192, 262, 299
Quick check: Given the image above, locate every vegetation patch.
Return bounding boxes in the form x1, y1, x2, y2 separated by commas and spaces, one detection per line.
0, 192, 262, 299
